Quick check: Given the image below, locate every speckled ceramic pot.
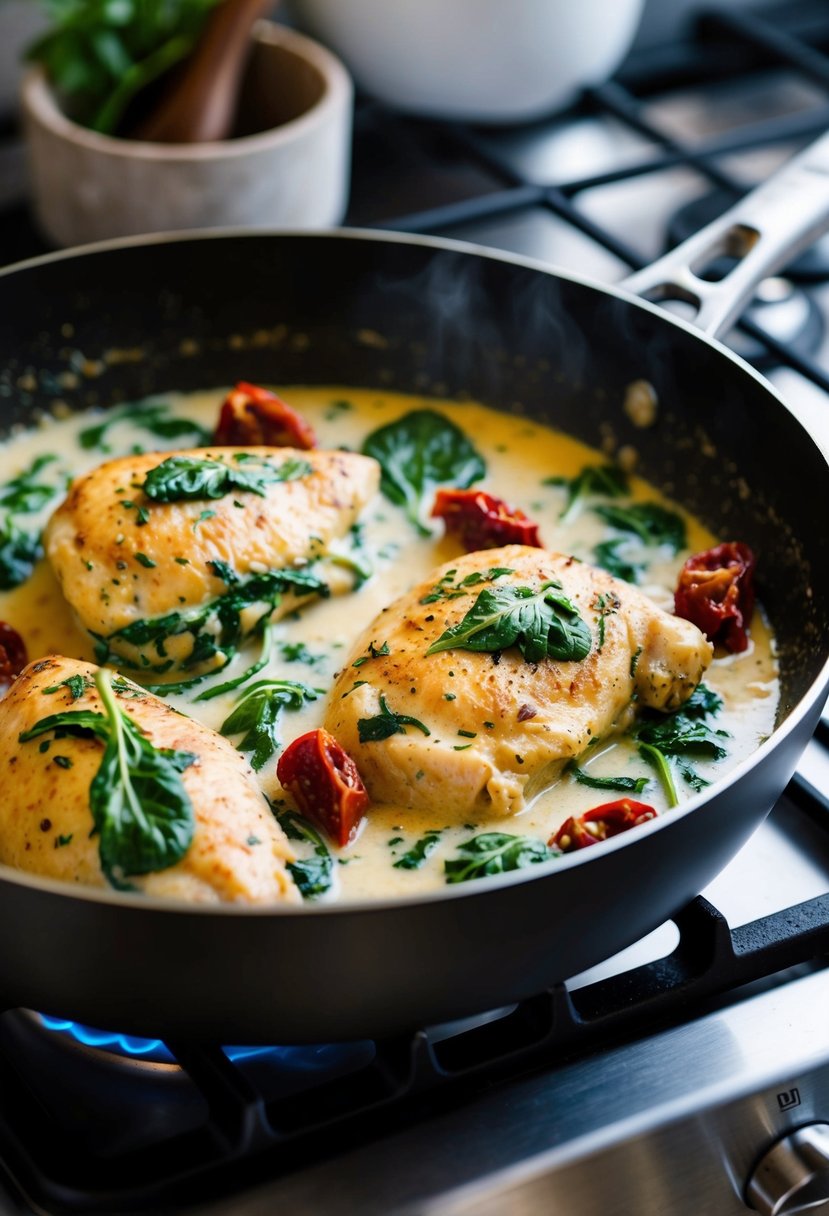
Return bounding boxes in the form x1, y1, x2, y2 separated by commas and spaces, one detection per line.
20, 21, 353, 249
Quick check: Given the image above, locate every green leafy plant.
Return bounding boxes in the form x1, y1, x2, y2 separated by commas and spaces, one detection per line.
592, 538, 644, 585
545, 463, 629, 522
426, 581, 592, 664
444, 832, 556, 884
19, 669, 196, 890
572, 767, 650, 794
594, 502, 686, 553
0, 454, 67, 589
393, 831, 442, 870
26, 0, 222, 135
79, 400, 211, 452
636, 684, 727, 806
362, 409, 486, 534
141, 454, 312, 503
357, 695, 431, 743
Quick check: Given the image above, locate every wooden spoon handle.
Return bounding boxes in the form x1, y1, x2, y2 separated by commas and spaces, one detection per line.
133, 0, 273, 143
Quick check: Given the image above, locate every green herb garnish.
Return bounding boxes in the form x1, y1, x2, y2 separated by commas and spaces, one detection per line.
426, 581, 592, 664
78, 400, 211, 452
357, 695, 431, 743
19, 669, 195, 890
444, 832, 556, 884
363, 409, 485, 534
141, 454, 311, 503
636, 684, 727, 806
592, 538, 645, 585
572, 767, 650, 793
393, 831, 442, 870
546, 464, 629, 521
44, 674, 93, 700
353, 640, 390, 667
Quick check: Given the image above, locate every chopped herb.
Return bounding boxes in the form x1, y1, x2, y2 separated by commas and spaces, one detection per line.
444, 693, 456, 701
394, 831, 442, 870
593, 591, 619, 651
44, 674, 92, 700
246, 835, 261, 846
426, 581, 592, 664
54, 834, 73, 848
53, 755, 73, 769
363, 409, 486, 534
445, 832, 556, 884
174, 556, 190, 566
357, 695, 431, 742
134, 552, 156, 568
353, 640, 390, 667
142, 454, 312, 503
453, 744, 473, 751
630, 646, 643, 678
192, 510, 216, 532
457, 729, 477, 738
18, 669, 196, 891
419, 566, 513, 605
388, 836, 404, 846
220, 678, 321, 771
280, 641, 325, 666
342, 680, 368, 699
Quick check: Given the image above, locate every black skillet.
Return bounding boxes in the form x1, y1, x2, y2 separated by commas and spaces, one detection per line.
0, 133, 828, 1043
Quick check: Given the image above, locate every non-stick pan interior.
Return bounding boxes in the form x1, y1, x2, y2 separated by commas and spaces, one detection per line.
2, 232, 827, 716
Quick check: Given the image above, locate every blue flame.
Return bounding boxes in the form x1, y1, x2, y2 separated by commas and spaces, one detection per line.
38, 1015, 281, 1064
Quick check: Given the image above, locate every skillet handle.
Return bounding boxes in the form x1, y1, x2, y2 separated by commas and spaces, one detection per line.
620, 128, 829, 340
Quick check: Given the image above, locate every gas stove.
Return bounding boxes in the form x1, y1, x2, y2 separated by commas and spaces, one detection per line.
0, 4, 829, 1215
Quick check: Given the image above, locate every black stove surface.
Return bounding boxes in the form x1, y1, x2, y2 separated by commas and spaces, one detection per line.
0, 3, 829, 1214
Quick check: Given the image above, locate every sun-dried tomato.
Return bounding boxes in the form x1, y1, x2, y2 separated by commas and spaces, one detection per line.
0, 623, 27, 691
674, 541, 756, 653
277, 729, 369, 847
214, 381, 317, 449
550, 798, 657, 852
432, 488, 542, 551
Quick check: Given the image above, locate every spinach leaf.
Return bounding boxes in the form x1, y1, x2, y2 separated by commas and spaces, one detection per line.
19, 670, 195, 890
545, 464, 629, 522
572, 768, 650, 793
393, 831, 442, 870
419, 565, 514, 605
275, 808, 333, 899
592, 538, 645, 585
44, 674, 94, 700
220, 678, 321, 771
362, 409, 485, 534
141, 454, 311, 503
426, 581, 592, 664
0, 455, 61, 514
595, 502, 686, 553
357, 695, 431, 743
0, 522, 43, 590
78, 400, 211, 451
97, 565, 328, 673
444, 832, 556, 884
636, 684, 727, 806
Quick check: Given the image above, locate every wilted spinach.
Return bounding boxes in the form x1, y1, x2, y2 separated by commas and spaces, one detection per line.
141, 454, 311, 502
220, 678, 321, 771
444, 832, 556, 884
636, 684, 728, 806
78, 400, 211, 452
275, 807, 334, 899
19, 669, 195, 890
393, 831, 442, 870
595, 502, 686, 553
545, 463, 629, 521
426, 581, 592, 664
357, 695, 431, 743
362, 409, 485, 534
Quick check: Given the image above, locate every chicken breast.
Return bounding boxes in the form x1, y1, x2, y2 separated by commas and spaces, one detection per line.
324, 545, 713, 819
44, 446, 379, 668
0, 655, 299, 903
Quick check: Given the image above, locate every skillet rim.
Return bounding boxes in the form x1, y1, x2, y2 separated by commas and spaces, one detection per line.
1, 226, 827, 916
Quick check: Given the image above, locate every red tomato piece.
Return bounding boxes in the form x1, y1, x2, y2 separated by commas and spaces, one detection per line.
214, 381, 317, 449
674, 541, 756, 653
0, 623, 27, 691
432, 488, 542, 551
550, 798, 657, 853
277, 728, 370, 847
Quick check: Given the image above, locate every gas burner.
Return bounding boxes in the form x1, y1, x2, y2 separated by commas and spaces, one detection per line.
665, 189, 828, 369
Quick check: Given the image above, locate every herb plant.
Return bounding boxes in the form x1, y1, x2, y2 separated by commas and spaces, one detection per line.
26, 0, 222, 136
426, 581, 592, 664
362, 409, 486, 534
19, 669, 196, 890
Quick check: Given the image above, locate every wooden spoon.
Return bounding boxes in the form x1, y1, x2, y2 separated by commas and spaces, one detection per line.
131, 0, 274, 143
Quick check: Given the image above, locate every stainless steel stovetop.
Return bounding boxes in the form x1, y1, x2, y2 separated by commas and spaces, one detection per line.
0, 4, 828, 1215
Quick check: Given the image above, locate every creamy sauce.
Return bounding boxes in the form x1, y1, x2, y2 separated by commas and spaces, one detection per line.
0, 388, 779, 902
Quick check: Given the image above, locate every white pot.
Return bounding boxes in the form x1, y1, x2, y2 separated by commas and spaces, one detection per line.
20, 21, 353, 249
289, 0, 645, 123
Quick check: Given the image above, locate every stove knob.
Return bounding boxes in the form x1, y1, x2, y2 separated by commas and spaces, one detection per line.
747, 1124, 829, 1215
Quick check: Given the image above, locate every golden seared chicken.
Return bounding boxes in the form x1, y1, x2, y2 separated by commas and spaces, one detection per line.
325, 546, 713, 819
44, 446, 379, 668
0, 655, 299, 903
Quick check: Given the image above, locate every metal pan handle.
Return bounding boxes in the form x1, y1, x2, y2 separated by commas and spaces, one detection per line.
620, 129, 829, 340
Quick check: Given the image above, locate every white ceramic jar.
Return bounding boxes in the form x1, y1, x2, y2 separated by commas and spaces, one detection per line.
289, 0, 645, 123
20, 21, 353, 249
